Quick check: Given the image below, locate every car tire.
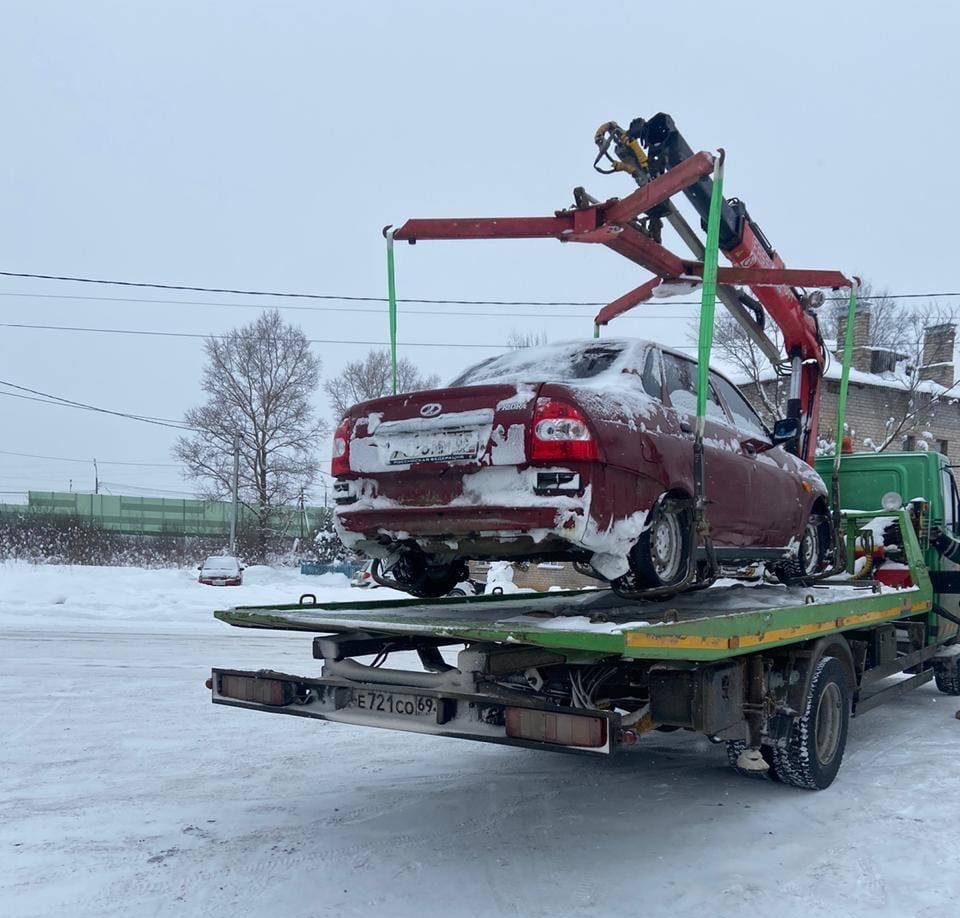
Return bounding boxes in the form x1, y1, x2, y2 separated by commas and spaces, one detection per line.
628, 498, 691, 589
773, 514, 830, 586
771, 655, 850, 790
383, 552, 469, 598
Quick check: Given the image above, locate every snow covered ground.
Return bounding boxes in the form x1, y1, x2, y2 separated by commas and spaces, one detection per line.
2, 562, 960, 918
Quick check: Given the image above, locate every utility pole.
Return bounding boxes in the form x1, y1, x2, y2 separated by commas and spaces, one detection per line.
229, 434, 240, 555
93, 458, 99, 495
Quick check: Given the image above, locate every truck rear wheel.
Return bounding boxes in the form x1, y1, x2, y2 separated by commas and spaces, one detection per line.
772, 655, 850, 789
934, 662, 960, 696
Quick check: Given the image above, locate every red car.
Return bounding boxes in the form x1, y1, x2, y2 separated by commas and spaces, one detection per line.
332, 338, 830, 596
198, 555, 244, 586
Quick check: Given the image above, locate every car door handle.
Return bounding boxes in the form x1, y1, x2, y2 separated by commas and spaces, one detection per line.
679, 419, 694, 435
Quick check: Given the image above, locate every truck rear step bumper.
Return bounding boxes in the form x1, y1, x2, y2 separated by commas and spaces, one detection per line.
211, 667, 617, 756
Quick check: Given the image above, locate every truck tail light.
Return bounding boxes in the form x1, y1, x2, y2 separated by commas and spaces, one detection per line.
505, 707, 607, 748
331, 417, 353, 476
216, 673, 292, 706
531, 398, 599, 462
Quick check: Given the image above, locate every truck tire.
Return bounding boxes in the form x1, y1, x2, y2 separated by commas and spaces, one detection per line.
772, 655, 850, 789
934, 666, 960, 695
725, 740, 779, 781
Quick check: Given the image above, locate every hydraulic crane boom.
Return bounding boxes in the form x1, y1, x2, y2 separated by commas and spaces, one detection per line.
389, 112, 850, 466
595, 113, 829, 464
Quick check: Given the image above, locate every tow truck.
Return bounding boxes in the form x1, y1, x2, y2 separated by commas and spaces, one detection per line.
208, 115, 960, 789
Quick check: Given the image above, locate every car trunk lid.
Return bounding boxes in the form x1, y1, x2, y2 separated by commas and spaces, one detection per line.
347, 384, 541, 476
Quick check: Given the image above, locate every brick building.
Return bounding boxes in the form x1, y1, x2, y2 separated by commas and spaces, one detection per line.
735, 312, 960, 463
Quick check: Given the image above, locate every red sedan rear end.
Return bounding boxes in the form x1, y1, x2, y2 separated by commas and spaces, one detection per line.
332, 339, 829, 596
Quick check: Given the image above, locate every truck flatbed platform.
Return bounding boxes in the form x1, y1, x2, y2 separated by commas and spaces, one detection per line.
217, 575, 930, 662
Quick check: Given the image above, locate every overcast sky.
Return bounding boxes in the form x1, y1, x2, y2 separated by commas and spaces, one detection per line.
1, 0, 956, 500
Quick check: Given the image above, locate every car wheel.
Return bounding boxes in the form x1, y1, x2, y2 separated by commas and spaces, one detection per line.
628, 498, 690, 589
379, 551, 469, 598
773, 514, 829, 585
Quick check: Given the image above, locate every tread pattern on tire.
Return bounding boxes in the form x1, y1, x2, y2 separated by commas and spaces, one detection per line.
771, 655, 849, 790
934, 667, 960, 695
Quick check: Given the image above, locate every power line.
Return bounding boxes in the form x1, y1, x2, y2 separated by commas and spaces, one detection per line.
0, 320, 701, 351
2, 268, 960, 307
0, 270, 610, 306
0, 379, 195, 430
0, 447, 178, 468
0, 290, 690, 319
0, 322, 511, 349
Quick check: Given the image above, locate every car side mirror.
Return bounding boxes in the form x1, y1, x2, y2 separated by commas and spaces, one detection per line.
772, 417, 800, 446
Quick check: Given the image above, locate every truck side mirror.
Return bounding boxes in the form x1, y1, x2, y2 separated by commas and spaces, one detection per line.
772, 417, 800, 445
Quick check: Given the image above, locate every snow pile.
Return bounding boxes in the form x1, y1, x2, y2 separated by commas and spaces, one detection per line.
0, 561, 386, 633
483, 560, 525, 594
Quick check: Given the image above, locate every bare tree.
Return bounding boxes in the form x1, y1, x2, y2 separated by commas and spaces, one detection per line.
174, 310, 326, 557
507, 329, 548, 349
324, 350, 441, 420
694, 311, 786, 424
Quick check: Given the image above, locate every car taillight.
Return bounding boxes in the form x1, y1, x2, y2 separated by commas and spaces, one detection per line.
531, 398, 598, 461
331, 417, 353, 476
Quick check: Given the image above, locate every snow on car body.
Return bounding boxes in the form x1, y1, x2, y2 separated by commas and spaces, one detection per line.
332, 338, 829, 596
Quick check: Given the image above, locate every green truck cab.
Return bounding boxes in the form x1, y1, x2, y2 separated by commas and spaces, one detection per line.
815, 450, 960, 644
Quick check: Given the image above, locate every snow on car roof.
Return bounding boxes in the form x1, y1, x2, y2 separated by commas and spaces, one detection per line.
450, 337, 730, 388
204, 556, 239, 566
449, 338, 646, 386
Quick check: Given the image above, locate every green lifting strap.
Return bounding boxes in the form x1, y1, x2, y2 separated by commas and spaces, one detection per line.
695, 152, 725, 436
386, 230, 398, 395
833, 281, 859, 473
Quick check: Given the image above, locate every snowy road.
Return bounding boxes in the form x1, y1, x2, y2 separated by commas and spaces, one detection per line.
2, 564, 960, 918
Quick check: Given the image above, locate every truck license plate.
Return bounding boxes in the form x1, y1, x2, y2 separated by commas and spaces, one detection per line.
346, 690, 440, 720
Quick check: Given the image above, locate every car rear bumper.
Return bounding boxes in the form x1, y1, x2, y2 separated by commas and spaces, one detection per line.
337, 505, 572, 537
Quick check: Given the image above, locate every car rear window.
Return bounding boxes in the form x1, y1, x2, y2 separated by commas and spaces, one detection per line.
450, 341, 629, 386
204, 557, 238, 569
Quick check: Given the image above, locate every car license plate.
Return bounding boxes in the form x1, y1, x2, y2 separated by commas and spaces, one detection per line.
213, 579, 226, 585
388, 429, 479, 465
346, 690, 440, 720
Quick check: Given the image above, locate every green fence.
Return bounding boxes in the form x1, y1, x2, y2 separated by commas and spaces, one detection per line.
0, 491, 327, 538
